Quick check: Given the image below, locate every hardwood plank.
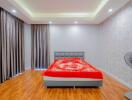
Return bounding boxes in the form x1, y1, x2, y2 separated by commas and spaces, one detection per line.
0, 70, 131, 100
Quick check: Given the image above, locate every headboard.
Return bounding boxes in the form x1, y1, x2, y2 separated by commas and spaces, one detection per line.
54, 52, 85, 60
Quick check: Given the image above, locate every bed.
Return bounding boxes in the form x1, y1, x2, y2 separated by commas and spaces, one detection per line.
42, 52, 103, 87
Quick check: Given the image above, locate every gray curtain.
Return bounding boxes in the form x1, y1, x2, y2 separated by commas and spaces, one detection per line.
0, 8, 25, 83
31, 24, 50, 69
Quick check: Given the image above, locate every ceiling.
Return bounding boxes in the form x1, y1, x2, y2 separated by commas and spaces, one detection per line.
17, 0, 102, 13
0, 0, 130, 24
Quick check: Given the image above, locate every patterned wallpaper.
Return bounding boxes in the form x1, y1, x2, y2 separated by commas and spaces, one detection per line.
98, 2, 132, 88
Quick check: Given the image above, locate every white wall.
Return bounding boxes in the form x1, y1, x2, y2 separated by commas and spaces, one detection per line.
49, 25, 100, 67
24, 24, 100, 68
24, 23, 31, 70
99, 3, 132, 88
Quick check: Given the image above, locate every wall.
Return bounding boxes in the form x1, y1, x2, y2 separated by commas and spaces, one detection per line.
99, 3, 132, 88
49, 25, 100, 67
24, 23, 31, 70
24, 24, 100, 69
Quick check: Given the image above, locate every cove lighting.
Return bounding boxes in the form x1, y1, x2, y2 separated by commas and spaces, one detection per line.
13, 0, 109, 18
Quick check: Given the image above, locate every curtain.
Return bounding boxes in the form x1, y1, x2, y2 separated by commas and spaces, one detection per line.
31, 24, 50, 69
0, 8, 25, 83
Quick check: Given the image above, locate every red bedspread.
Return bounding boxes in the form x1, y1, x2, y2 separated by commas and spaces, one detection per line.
43, 58, 103, 79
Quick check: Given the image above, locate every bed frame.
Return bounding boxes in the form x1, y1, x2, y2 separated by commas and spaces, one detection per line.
44, 52, 103, 88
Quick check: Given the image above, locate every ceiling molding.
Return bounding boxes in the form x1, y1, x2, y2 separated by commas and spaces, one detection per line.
10, 0, 108, 18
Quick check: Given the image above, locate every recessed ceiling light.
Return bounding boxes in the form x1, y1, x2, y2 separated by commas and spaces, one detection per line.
74, 21, 78, 24
108, 9, 113, 12
49, 21, 53, 24
12, 9, 17, 13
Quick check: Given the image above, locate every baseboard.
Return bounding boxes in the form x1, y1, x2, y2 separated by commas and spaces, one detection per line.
25, 67, 47, 71
34, 68, 47, 71
98, 67, 132, 89
12, 72, 23, 78
25, 67, 31, 70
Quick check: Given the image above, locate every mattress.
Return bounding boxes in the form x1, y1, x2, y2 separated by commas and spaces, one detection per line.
42, 58, 103, 79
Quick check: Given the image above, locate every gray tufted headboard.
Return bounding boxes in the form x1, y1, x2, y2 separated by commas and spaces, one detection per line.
54, 52, 85, 60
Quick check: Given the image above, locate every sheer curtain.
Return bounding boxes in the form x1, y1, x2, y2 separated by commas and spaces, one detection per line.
0, 8, 25, 83
31, 24, 50, 69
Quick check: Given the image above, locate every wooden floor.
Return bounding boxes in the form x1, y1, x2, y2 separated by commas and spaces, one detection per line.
0, 70, 131, 100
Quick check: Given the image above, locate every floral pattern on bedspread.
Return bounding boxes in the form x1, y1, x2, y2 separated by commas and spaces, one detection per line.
50, 58, 97, 72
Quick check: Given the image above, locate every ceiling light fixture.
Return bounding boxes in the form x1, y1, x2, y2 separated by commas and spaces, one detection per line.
12, 9, 17, 13
74, 21, 78, 24
108, 9, 113, 12
48, 21, 53, 24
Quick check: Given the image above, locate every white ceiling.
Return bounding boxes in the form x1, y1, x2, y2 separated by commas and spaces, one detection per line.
0, 0, 130, 24
18, 0, 101, 13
